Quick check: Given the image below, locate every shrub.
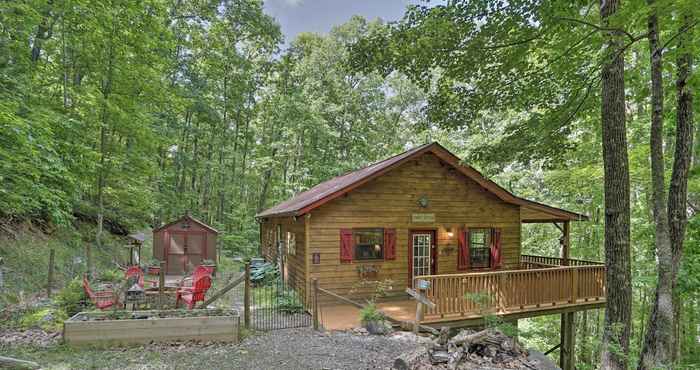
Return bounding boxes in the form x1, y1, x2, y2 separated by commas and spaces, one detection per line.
19, 307, 67, 332
54, 278, 88, 316
359, 303, 384, 324
277, 291, 304, 314
98, 268, 122, 283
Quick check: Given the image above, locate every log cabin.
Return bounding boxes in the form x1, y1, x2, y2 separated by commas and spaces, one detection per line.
256, 142, 604, 368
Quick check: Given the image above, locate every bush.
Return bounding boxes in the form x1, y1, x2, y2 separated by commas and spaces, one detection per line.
359, 303, 384, 324
19, 307, 67, 332
98, 268, 122, 283
54, 278, 88, 316
277, 291, 304, 314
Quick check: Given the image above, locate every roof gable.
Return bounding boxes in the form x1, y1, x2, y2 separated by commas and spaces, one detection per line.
256, 142, 588, 222
153, 214, 219, 234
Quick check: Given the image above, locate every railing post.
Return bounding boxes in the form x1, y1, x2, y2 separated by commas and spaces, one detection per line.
570, 268, 579, 303
158, 261, 165, 309
312, 278, 320, 331
244, 262, 251, 329
498, 273, 506, 312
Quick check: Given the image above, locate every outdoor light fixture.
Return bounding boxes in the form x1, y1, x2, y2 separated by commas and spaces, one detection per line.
446, 227, 454, 238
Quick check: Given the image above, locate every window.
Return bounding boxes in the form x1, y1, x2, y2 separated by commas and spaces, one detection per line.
353, 228, 384, 260
469, 229, 491, 268
286, 232, 296, 256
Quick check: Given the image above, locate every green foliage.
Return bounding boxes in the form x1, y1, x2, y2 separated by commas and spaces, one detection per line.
98, 269, 122, 283
53, 278, 88, 317
19, 307, 67, 332
276, 291, 304, 314
359, 303, 385, 325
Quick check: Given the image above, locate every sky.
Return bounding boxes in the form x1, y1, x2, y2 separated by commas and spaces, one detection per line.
263, 0, 422, 47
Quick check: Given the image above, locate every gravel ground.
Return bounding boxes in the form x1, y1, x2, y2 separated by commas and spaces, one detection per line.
226, 328, 421, 370
1, 327, 424, 369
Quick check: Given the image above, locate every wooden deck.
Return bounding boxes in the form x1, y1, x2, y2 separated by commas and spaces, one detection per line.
416, 255, 606, 326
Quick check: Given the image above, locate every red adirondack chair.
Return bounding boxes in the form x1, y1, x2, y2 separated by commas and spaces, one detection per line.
175, 269, 212, 309
82, 275, 119, 310
124, 265, 157, 288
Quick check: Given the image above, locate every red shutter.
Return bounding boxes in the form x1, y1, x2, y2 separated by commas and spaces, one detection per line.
490, 228, 502, 269
340, 229, 353, 263
384, 228, 396, 260
458, 228, 470, 270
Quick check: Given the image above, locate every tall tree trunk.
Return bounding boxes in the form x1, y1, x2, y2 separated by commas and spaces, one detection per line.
638, 1, 674, 367
599, 0, 632, 369
668, 13, 695, 365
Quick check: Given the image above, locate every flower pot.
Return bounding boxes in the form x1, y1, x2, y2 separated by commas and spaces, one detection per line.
364, 320, 390, 335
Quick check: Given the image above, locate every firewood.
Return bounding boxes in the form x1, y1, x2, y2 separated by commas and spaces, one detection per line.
446, 347, 464, 370
448, 329, 490, 347
436, 326, 449, 345
393, 347, 428, 370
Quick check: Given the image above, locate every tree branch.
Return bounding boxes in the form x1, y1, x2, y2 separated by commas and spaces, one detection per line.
556, 17, 644, 42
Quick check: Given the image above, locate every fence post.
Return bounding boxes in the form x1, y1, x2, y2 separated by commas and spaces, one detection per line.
312, 278, 320, 331
158, 261, 165, 309
244, 262, 251, 329
47, 249, 55, 298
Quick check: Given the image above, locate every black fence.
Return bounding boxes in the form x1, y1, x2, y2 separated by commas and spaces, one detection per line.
249, 274, 311, 331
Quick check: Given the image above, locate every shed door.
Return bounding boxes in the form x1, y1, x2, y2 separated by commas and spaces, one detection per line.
167, 233, 186, 275
185, 233, 204, 273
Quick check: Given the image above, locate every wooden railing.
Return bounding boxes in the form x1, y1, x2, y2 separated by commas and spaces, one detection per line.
416, 261, 605, 321
521, 254, 605, 267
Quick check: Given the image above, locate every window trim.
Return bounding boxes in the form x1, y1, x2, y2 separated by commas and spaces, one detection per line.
352, 228, 385, 261
468, 228, 491, 269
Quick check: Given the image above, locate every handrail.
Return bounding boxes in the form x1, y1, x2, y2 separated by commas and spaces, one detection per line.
415, 262, 606, 320
521, 254, 604, 266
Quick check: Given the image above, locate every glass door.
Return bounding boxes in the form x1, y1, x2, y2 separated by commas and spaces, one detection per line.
412, 232, 432, 281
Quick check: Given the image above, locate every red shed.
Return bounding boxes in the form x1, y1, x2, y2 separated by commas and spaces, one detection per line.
153, 214, 218, 275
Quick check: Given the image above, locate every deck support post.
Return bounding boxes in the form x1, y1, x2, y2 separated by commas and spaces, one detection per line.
312, 278, 320, 331
560, 311, 576, 370
158, 261, 165, 309
244, 262, 251, 329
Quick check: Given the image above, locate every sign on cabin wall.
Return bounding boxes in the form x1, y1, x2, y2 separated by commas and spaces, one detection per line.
411, 213, 435, 223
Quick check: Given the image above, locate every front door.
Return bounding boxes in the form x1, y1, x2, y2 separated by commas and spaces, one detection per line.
409, 230, 437, 286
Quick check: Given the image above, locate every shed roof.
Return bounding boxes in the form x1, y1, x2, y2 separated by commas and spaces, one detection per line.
256, 142, 588, 223
153, 214, 219, 234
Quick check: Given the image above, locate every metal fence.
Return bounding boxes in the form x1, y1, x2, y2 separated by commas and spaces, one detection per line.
249, 275, 311, 331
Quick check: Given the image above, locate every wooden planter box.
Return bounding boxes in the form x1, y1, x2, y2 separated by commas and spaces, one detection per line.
64, 309, 239, 346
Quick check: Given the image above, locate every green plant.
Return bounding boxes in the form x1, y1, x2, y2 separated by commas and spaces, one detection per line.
19, 307, 68, 332
201, 259, 215, 265
54, 278, 88, 316
98, 268, 122, 283
277, 291, 304, 314
359, 303, 385, 324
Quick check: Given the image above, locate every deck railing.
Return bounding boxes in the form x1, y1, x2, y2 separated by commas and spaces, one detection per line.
416, 258, 605, 321
520, 254, 604, 267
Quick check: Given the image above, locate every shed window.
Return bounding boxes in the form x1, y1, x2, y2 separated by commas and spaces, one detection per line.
354, 229, 384, 260
286, 232, 296, 256
469, 229, 491, 268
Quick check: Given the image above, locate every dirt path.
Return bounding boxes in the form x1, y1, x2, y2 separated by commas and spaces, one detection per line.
1, 328, 422, 369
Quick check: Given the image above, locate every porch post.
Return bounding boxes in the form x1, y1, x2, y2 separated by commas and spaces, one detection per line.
561, 220, 570, 266
560, 311, 576, 370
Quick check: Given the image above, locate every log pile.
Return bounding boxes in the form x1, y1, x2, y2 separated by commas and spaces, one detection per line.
394, 328, 555, 370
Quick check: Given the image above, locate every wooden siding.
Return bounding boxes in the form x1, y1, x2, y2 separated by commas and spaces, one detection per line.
307, 153, 521, 299
260, 216, 307, 303
153, 218, 217, 275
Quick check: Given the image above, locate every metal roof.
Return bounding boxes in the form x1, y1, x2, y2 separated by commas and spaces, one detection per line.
256, 142, 588, 222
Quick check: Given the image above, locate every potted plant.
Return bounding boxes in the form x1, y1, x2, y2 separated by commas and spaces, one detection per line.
360, 303, 390, 335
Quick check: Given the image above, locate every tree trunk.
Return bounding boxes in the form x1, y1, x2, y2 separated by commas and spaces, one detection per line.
668, 13, 694, 366
638, 1, 675, 367
599, 0, 632, 369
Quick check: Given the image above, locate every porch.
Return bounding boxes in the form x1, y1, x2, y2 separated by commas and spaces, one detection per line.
317, 255, 605, 330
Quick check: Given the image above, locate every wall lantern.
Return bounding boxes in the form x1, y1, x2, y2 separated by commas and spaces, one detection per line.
446, 227, 454, 238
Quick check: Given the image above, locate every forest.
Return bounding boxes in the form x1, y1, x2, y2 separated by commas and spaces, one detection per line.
0, 0, 698, 369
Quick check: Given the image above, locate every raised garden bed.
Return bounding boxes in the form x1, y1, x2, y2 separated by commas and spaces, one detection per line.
63, 309, 239, 346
